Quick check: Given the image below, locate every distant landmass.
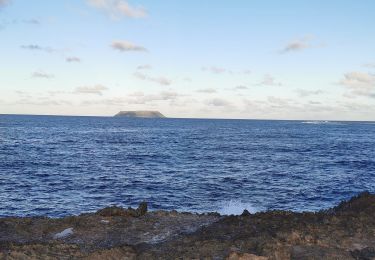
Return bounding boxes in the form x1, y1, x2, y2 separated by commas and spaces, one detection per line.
114, 111, 166, 118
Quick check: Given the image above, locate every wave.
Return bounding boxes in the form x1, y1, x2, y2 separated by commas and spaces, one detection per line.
216, 200, 259, 215
301, 121, 331, 125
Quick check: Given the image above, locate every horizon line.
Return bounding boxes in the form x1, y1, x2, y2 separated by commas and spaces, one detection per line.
1, 113, 374, 123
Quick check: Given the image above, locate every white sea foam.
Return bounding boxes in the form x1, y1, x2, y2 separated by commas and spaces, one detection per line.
216, 200, 259, 215
302, 120, 330, 124
302, 120, 345, 126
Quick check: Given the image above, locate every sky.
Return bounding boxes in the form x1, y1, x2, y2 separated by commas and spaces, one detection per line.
1, 0, 375, 120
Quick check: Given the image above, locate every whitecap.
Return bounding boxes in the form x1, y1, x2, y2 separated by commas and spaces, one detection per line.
216, 200, 259, 215
302, 121, 330, 124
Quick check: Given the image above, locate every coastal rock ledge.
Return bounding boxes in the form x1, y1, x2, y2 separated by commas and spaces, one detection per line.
114, 111, 166, 118
1, 192, 375, 259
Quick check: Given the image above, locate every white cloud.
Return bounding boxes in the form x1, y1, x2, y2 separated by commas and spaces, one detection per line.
32, 71, 54, 79
202, 66, 252, 75
14, 98, 71, 106
280, 35, 317, 53
295, 89, 324, 97
21, 44, 56, 53
363, 63, 375, 68
256, 74, 282, 86
66, 57, 81, 63
233, 85, 248, 90
82, 91, 181, 106
202, 66, 226, 74
205, 98, 232, 107
86, 0, 147, 19
339, 71, 375, 98
111, 40, 147, 52
74, 85, 109, 95
137, 64, 152, 70
0, 0, 10, 8
23, 18, 40, 25
196, 88, 217, 93
133, 72, 171, 86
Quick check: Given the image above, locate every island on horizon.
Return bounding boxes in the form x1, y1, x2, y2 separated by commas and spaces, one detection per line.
114, 111, 166, 118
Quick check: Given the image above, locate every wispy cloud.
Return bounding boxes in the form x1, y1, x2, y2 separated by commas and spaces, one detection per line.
86, 0, 147, 19
111, 40, 147, 52
23, 18, 41, 25
267, 96, 295, 108
295, 89, 324, 97
280, 35, 318, 54
66, 56, 81, 63
0, 0, 10, 8
196, 88, 217, 93
202, 66, 251, 75
339, 71, 375, 98
21, 44, 56, 53
137, 64, 152, 70
13, 98, 71, 106
255, 74, 282, 86
363, 63, 375, 68
82, 91, 181, 106
32, 71, 54, 79
74, 85, 109, 95
133, 72, 171, 86
233, 85, 248, 90
202, 66, 226, 74
205, 98, 232, 107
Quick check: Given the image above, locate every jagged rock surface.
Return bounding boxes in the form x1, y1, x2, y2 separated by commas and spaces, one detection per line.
1, 192, 375, 259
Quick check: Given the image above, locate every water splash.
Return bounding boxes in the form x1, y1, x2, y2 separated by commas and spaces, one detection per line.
216, 200, 259, 215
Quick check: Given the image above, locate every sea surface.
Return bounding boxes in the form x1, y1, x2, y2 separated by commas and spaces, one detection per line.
0, 115, 375, 217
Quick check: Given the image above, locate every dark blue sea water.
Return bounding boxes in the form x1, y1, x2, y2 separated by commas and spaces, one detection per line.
0, 115, 375, 217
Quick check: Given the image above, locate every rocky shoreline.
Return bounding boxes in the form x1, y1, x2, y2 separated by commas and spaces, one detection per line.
1, 192, 375, 259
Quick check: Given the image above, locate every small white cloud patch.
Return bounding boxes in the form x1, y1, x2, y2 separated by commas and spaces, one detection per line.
256, 74, 282, 86
280, 35, 319, 54
196, 88, 217, 94
86, 0, 147, 19
66, 57, 81, 63
74, 84, 109, 95
111, 40, 147, 52
133, 72, 171, 86
32, 71, 54, 79
339, 71, 375, 98
0, 0, 10, 8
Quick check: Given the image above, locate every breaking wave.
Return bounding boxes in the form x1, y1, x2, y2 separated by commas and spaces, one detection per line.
216, 200, 259, 215
302, 121, 330, 124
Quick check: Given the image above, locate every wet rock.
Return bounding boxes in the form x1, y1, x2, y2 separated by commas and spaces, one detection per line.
291, 245, 353, 259
227, 252, 268, 259
351, 247, 375, 260
96, 202, 147, 217
136, 201, 148, 216
1, 193, 375, 259
241, 209, 251, 216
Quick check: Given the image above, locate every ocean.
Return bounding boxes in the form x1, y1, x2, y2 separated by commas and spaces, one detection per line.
0, 114, 374, 217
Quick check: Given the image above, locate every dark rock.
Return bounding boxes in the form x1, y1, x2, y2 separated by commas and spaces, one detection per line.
351, 247, 375, 260
241, 209, 251, 216
136, 202, 148, 216
96, 202, 147, 217
1, 192, 375, 259
96, 206, 127, 217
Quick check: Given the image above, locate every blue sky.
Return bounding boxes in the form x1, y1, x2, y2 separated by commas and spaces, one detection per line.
1, 0, 375, 120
